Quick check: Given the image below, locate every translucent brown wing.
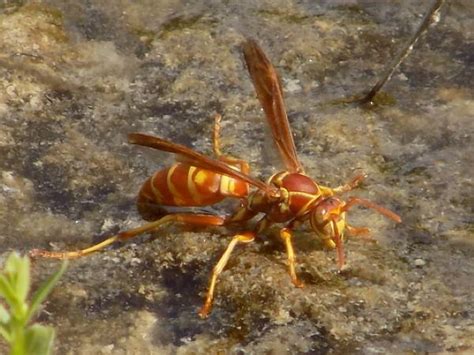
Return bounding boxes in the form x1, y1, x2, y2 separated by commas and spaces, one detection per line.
243, 39, 304, 173
128, 133, 273, 193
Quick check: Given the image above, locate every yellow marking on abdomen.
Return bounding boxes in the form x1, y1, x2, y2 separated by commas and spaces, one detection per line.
220, 175, 234, 196
166, 164, 185, 205
187, 166, 202, 204
194, 170, 208, 185
150, 172, 164, 202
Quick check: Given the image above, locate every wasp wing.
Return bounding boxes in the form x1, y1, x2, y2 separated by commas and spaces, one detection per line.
128, 133, 273, 194
243, 39, 304, 173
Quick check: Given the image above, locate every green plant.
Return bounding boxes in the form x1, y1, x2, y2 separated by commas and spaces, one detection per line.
0, 252, 67, 355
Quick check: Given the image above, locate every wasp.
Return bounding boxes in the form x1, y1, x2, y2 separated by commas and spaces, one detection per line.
30, 39, 401, 318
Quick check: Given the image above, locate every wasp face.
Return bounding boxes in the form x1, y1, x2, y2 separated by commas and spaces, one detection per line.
310, 197, 347, 249
312, 197, 344, 224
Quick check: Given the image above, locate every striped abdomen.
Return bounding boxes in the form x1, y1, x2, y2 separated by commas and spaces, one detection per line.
137, 163, 249, 218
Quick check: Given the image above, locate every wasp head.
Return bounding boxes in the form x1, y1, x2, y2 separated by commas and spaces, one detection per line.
309, 197, 347, 269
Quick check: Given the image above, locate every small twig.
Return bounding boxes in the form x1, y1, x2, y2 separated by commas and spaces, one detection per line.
352, 0, 446, 105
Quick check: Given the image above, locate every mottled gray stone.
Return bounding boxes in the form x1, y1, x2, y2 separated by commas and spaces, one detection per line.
1, 1, 472, 354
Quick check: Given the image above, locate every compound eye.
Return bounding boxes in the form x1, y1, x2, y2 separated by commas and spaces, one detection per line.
319, 208, 326, 216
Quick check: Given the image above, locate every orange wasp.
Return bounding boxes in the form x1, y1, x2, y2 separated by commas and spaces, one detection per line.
30, 39, 401, 318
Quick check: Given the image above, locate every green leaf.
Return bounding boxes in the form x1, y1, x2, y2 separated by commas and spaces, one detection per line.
25, 324, 55, 355
0, 303, 10, 324
0, 323, 11, 343
25, 261, 68, 324
13, 255, 30, 304
4, 252, 20, 274
0, 274, 17, 307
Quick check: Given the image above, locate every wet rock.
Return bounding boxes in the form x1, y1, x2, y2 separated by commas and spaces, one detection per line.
1, 0, 472, 353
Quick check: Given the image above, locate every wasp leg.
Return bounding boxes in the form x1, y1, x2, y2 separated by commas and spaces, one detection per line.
331, 173, 366, 194
346, 225, 370, 235
346, 225, 374, 242
280, 228, 304, 288
212, 113, 250, 174
199, 231, 255, 319
225, 204, 258, 225
30, 214, 226, 260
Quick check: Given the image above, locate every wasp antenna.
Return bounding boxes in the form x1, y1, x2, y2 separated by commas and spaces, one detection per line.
343, 197, 401, 223
331, 217, 345, 270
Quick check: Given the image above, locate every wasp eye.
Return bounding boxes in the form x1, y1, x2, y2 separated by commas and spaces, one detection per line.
319, 209, 326, 215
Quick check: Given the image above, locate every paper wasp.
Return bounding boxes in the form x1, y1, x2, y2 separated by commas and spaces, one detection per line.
30, 39, 401, 318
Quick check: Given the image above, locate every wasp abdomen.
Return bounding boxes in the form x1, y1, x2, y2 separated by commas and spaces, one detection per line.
137, 163, 249, 217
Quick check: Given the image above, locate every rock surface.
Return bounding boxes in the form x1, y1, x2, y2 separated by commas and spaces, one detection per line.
1, 1, 472, 354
